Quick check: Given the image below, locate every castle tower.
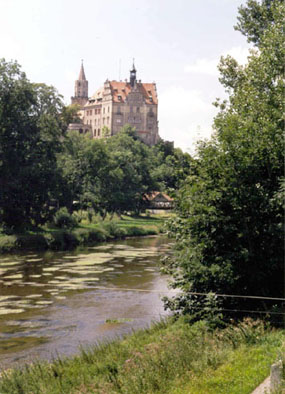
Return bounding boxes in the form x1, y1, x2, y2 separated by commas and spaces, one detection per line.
71, 60, 89, 107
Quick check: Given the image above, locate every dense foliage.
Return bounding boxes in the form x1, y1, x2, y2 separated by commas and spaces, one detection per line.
0, 60, 67, 229
163, 0, 284, 323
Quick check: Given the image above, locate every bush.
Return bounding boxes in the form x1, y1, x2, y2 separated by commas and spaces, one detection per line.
53, 208, 77, 229
0, 235, 17, 253
15, 234, 47, 250
44, 231, 78, 250
101, 221, 128, 238
101, 221, 119, 237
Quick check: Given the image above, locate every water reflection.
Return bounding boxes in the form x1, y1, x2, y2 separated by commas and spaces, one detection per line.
0, 236, 174, 369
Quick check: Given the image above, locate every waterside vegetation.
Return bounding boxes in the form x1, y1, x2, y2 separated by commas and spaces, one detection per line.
0, 214, 167, 253
0, 317, 284, 394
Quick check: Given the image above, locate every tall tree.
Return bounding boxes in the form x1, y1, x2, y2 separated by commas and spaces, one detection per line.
163, 1, 284, 322
0, 60, 66, 229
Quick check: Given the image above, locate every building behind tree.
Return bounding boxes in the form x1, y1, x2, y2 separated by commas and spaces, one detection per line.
70, 61, 160, 146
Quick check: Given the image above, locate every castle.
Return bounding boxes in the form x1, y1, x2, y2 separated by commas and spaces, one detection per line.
69, 61, 160, 146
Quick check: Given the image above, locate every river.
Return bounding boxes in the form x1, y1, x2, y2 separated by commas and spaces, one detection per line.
0, 236, 174, 369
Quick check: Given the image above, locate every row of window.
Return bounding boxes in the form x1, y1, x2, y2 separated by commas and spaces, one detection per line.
86, 117, 111, 126
86, 106, 111, 116
86, 108, 101, 116
87, 107, 154, 117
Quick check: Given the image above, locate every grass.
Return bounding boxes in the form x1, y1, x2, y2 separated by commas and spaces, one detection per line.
0, 213, 170, 253
0, 317, 284, 393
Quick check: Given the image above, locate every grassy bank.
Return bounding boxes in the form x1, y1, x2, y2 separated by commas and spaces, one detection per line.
0, 317, 284, 393
0, 214, 168, 254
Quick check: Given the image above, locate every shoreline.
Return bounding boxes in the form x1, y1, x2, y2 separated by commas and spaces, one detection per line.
0, 216, 165, 254
0, 317, 283, 393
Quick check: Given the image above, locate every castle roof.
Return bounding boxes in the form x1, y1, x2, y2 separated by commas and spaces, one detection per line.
109, 81, 157, 105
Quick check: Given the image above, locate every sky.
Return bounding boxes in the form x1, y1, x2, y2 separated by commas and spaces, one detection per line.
0, 0, 251, 152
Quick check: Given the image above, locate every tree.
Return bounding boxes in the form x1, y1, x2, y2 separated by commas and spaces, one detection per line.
61, 104, 82, 125
235, 0, 283, 45
0, 60, 66, 229
101, 126, 157, 216
152, 141, 193, 194
163, 1, 284, 323
57, 131, 108, 214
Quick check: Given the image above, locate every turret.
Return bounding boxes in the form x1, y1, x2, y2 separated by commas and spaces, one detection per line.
71, 60, 88, 106
130, 60, 137, 88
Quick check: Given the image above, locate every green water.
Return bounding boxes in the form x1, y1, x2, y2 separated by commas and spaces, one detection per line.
0, 236, 174, 369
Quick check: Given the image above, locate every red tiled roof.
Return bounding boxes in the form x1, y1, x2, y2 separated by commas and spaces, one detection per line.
144, 192, 174, 202
109, 81, 158, 105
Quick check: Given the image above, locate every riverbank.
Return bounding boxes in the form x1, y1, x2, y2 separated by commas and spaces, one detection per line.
1, 317, 284, 394
0, 214, 167, 254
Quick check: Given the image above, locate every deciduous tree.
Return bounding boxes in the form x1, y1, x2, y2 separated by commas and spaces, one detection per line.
163, 0, 284, 323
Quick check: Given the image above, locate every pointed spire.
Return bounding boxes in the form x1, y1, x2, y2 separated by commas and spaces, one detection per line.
130, 59, 137, 87
78, 59, 86, 81
131, 58, 136, 72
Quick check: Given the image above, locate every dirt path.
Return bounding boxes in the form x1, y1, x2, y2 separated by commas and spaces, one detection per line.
251, 376, 270, 393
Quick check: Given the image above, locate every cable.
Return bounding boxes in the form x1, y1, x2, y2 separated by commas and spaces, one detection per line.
91, 285, 285, 302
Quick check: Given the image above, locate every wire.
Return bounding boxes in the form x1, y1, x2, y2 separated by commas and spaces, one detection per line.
91, 285, 285, 302
213, 308, 285, 316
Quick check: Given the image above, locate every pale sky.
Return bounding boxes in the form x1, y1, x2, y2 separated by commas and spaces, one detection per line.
0, 0, 250, 152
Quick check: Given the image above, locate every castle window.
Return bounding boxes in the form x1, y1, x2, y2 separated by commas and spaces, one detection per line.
98, 129, 100, 136
90, 110, 92, 115
108, 106, 110, 113
136, 107, 140, 113
103, 108, 105, 114
94, 129, 96, 136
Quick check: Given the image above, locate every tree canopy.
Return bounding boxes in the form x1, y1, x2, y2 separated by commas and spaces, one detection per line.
0, 60, 66, 229
163, 0, 284, 324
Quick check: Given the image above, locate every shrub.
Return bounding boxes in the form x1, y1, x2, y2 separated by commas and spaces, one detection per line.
53, 208, 77, 229
72, 228, 90, 244
44, 231, 78, 250
0, 235, 17, 253
15, 234, 47, 250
